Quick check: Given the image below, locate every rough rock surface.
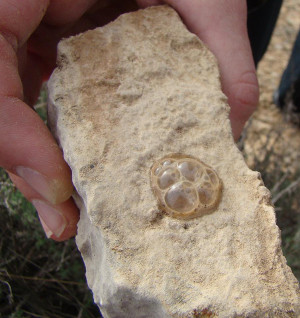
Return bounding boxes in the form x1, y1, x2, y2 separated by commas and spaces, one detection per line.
47, 6, 300, 318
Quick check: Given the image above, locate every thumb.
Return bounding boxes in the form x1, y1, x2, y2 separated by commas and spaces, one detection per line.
165, 0, 259, 140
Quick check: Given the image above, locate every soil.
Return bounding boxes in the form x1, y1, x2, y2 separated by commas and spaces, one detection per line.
243, 0, 300, 173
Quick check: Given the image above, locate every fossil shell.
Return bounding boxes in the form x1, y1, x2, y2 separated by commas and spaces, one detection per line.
150, 154, 222, 219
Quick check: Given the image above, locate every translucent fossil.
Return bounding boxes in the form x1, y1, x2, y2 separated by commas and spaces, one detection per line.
150, 154, 222, 219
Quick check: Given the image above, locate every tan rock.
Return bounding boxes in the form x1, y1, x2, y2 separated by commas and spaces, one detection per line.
47, 6, 300, 317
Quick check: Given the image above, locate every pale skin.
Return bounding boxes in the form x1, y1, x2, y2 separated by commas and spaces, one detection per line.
0, 0, 259, 241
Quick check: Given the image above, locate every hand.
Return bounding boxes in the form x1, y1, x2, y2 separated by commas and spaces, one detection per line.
0, 0, 258, 241
0, 0, 136, 241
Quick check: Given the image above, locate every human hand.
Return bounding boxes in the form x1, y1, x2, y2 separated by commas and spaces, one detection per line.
0, 0, 137, 241
0, 0, 258, 241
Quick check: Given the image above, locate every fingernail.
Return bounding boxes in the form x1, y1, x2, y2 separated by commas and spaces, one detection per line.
16, 166, 58, 204
32, 200, 67, 238
39, 217, 53, 238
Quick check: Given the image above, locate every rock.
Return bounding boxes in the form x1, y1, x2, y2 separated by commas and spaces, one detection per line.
47, 5, 300, 318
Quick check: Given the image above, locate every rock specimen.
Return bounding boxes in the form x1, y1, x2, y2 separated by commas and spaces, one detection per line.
48, 6, 300, 318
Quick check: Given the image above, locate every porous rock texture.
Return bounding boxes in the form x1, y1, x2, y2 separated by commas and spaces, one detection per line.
47, 6, 300, 318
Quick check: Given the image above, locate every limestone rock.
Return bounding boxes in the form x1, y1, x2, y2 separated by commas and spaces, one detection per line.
47, 6, 300, 318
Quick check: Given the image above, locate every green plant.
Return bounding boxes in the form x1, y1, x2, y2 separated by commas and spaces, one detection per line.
0, 168, 100, 317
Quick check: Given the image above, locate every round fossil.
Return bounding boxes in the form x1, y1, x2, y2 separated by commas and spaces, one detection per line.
150, 154, 222, 219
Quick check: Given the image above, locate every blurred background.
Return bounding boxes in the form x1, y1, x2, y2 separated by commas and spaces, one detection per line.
1, 0, 300, 317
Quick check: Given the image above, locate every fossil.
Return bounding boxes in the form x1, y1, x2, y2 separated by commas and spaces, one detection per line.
150, 154, 222, 219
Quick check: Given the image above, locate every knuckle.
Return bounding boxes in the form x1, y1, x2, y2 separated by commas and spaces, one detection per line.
232, 70, 259, 115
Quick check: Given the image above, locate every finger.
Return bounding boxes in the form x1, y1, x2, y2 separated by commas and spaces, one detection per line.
136, 0, 163, 8
0, 30, 73, 204
0, 0, 76, 240
9, 172, 79, 241
0, 0, 49, 50
44, 0, 97, 25
0, 96, 74, 204
161, 0, 259, 140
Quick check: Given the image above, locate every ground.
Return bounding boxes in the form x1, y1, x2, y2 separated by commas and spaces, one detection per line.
242, 0, 300, 280
244, 0, 300, 172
